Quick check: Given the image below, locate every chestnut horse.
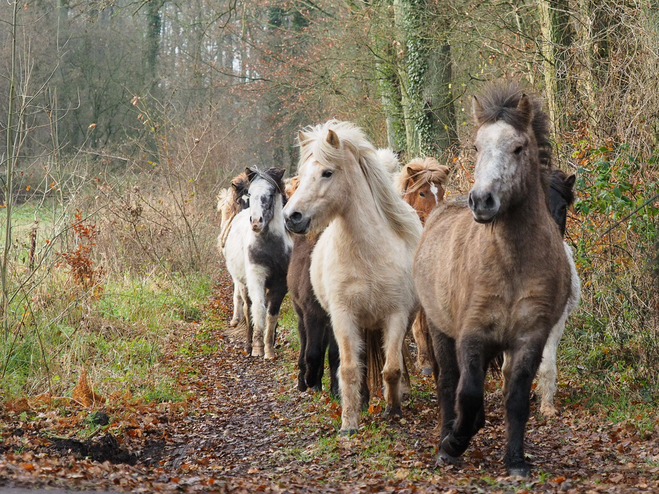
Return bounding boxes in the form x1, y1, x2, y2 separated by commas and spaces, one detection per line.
284, 120, 422, 435
414, 82, 571, 476
395, 157, 449, 375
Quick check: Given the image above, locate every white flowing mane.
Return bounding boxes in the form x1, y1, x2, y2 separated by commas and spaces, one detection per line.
299, 120, 422, 247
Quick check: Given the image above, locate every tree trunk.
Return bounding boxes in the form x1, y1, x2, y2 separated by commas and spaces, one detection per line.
538, 0, 575, 135
392, 0, 457, 158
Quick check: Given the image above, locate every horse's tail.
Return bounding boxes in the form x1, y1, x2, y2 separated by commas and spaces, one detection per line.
375, 148, 401, 178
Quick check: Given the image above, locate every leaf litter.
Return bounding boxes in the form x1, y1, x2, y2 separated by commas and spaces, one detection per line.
1, 268, 658, 492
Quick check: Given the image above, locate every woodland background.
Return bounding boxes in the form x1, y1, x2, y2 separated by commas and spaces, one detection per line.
0, 0, 658, 422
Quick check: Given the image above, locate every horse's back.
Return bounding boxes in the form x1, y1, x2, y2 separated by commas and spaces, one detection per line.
224, 210, 251, 284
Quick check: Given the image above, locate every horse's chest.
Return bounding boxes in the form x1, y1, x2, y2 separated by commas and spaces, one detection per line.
247, 234, 292, 282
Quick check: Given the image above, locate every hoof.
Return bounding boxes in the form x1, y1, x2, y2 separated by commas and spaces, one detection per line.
507, 465, 530, 478
251, 346, 264, 357
297, 378, 307, 392
420, 366, 433, 376
435, 448, 461, 468
440, 432, 470, 458
384, 405, 402, 418
338, 428, 358, 437
264, 348, 276, 360
540, 403, 557, 417
229, 318, 240, 328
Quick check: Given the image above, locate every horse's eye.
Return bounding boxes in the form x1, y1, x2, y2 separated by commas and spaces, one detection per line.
419, 192, 425, 198
321, 170, 333, 178
514, 146, 523, 155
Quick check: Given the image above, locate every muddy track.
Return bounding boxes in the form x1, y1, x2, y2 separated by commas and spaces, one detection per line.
1, 268, 659, 492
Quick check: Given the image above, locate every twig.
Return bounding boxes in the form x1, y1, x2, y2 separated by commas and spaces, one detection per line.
600, 192, 659, 237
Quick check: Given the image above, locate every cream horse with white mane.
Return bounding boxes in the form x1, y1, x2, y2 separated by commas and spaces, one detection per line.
284, 120, 422, 435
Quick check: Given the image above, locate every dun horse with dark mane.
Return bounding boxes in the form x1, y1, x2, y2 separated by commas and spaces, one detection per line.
414, 82, 571, 476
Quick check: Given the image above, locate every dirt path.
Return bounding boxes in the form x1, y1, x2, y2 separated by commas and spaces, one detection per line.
1, 270, 659, 492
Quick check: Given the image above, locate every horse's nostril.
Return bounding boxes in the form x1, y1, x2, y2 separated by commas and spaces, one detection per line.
484, 194, 495, 209
467, 193, 475, 209
290, 211, 302, 223
249, 216, 253, 223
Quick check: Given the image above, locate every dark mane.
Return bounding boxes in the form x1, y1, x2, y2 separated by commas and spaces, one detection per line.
549, 169, 575, 206
246, 166, 288, 206
473, 81, 553, 182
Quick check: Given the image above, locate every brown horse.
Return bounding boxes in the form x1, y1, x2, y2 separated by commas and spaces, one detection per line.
414, 82, 571, 476
395, 157, 449, 375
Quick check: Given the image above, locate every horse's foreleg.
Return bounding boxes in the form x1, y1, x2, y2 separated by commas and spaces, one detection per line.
503, 339, 545, 477
333, 311, 363, 435
427, 326, 459, 448
304, 311, 330, 392
439, 337, 486, 459
412, 310, 434, 376
263, 284, 286, 360
382, 312, 407, 418
246, 277, 267, 358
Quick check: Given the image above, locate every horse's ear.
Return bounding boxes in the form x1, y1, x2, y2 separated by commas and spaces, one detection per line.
472, 95, 484, 124
516, 94, 533, 126
565, 173, 576, 189
245, 167, 257, 184
268, 167, 286, 183
298, 130, 310, 146
326, 129, 340, 149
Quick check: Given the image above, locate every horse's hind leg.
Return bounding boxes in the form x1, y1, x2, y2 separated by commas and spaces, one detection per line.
264, 283, 287, 360
230, 284, 244, 327
327, 327, 340, 398
440, 336, 486, 460
294, 304, 308, 391
537, 310, 568, 417
412, 310, 434, 376
503, 339, 545, 477
382, 312, 407, 418
238, 284, 253, 355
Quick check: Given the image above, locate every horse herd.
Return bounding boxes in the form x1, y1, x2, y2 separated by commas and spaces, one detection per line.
216, 81, 581, 477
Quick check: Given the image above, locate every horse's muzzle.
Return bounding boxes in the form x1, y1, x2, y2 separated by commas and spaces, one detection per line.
468, 189, 499, 223
284, 211, 311, 234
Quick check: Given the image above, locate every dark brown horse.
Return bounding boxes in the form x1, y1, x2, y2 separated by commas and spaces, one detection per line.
414, 82, 571, 476
287, 233, 340, 397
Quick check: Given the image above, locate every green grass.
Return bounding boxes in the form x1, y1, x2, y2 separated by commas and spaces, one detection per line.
0, 268, 213, 404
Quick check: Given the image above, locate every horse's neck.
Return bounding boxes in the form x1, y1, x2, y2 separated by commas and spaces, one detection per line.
334, 176, 393, 256
497, 190, 555, 252
263, 194, 289, 239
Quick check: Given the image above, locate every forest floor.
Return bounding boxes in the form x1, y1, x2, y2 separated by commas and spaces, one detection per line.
1, 269, 659, 493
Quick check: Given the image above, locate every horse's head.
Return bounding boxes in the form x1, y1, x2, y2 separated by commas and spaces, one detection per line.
284, 123, 355, 235
398, 157, 449, 224
245, 166, 286, 233
231, 172, 250, 211
468, 83, 546, 223
548, 169, 576, 236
